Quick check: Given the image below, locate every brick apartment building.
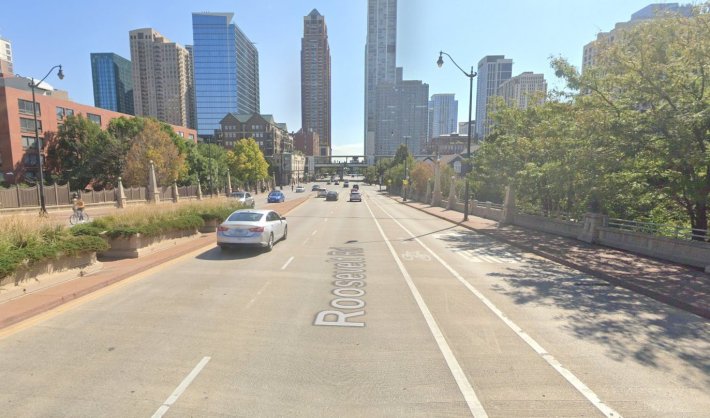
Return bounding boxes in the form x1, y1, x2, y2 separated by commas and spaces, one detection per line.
0, 74, 196, 183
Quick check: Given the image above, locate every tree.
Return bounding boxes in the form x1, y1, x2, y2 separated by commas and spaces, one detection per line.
227, 138, 269, 189
122, 119, 186, 187
45, 114, 120, 190
553, 8, 710, 238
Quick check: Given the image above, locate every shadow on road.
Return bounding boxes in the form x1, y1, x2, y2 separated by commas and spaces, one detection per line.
196, 245, 265, 261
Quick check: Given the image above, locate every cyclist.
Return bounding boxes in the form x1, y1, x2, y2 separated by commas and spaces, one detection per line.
72, 193, 86, 221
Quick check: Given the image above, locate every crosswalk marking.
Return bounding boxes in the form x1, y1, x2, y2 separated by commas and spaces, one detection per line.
455, 249, 521, 264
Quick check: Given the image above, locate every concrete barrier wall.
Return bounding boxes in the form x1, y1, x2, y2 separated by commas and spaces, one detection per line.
598, 227, 710, 271
513, 213, 582, 239
471, 206, 502, 221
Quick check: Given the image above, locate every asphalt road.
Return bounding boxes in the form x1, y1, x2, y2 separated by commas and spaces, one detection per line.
0, 184, 708, 417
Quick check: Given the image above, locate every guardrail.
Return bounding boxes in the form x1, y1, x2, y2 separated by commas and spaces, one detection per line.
607, 218, 709, 242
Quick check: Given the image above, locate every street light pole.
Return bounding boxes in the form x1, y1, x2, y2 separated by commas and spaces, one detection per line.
403, 136, 410, 202
437, 51, 477, 221
28, 65, 64, 216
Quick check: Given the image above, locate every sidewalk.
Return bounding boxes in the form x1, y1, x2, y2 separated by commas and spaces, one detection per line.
394, 196, 710, 320
0, 196, 310, 330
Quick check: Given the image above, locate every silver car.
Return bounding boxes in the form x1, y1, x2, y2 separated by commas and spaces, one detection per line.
230, 191, 255, 208
217, 209, 287, 251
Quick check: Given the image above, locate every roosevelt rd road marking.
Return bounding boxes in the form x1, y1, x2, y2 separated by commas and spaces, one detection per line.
371, 196, 623, 418
363, 198, 487, 417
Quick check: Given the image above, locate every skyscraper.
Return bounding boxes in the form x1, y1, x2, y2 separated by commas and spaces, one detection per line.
364, 0, 397, 157
429, 94, 458, 139
0, 36, 13, 76
192, 12, 260, 139
498, 72, 547, 109
582, 3, 693, 72
475, 55, 512, 139
91, 53, 134, 115
129, 28, 194, 128
301, 9, 331, 156
375, 68, 429, 156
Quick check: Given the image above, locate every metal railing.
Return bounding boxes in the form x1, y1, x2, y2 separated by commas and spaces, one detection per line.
516, 206, 582, 223
607, 218, 709, 241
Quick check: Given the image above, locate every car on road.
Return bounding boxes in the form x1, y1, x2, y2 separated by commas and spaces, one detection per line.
349, 190, 362, 202
267, 190, 285, 203
316, 188, 328, 198
352, 184, 359, 191
217, 209, 287, 251
229, 191, 255, 208
326, 190, 339, 201
295, 185, 305, 193
334, 181, 339, 185
343, 181, 349, 188
311, 184, 321, 191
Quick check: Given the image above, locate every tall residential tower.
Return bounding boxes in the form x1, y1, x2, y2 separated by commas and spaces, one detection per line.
428, 94, 458, 140
475, 55, 512, 139
90, 53, 134, 115
129, 28, 194, 128
364, 0, 397, 157
0, 37, 13, 76
192, 12, 260, 139
301, 9, 331, 156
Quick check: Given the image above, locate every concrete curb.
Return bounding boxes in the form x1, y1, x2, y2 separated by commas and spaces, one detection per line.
392, 196, 710, 320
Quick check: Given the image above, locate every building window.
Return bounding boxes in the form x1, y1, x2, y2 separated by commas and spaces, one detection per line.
18, 99, 40, 115
188, 134, 194, 140
178, 131, 184, 137
20, 118, 41, 132
56, 107, 65, 120
66, 109, 74, 117
23, 153, 40, 167
21, 136, 37, 149
87, 113, 101, 125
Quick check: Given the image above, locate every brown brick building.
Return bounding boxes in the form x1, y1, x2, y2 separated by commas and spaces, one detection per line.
0, 75, 196, 183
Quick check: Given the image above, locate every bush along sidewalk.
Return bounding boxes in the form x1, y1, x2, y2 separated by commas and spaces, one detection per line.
0, 221, 109, 285
75, 201, 247, 258
0, 201, 248, 280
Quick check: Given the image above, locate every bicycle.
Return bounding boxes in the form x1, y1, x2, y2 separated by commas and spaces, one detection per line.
69, 210, 91, 225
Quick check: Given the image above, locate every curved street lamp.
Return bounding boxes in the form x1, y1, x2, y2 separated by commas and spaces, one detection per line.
27, 65, 64, 216
437, 51, 476, 221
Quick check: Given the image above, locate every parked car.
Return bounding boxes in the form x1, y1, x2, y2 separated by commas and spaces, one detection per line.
325, 190, 339, 201
295, 185, 305, 193
317, 188, 328, 198
229, 191, 255, 208
217, 209, 287, 251
267, 190, 285, 203
349, 190, 362, 202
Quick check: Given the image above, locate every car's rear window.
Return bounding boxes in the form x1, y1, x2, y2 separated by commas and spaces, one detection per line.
231, 192, 245, 198
227, 212, 264, 222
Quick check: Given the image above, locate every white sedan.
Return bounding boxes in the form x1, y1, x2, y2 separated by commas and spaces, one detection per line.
217, 209, 287, 251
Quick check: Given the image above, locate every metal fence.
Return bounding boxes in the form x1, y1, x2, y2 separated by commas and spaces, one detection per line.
607, 218, 709, 242
516, 206, 582, 223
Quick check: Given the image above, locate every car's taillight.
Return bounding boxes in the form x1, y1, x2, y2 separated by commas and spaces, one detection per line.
249, 226, 265, 232
217, 226, 229, 232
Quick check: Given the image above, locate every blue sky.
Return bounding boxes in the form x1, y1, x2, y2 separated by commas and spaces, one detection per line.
2, 0, 661, 155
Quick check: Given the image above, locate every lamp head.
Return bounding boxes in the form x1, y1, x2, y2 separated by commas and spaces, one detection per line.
437, 52, 444, 68
57, 66, 64, 80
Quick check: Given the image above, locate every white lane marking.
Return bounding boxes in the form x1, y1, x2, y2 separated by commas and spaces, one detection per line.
303, 237, 310, 245
324, 218, 329, 223
311, 230, 318, 236
281, 256, 294, 270
151, 356, 211, 418
363, 199, 487, 417
372, 197, 623, 418
244, 281, 271, 311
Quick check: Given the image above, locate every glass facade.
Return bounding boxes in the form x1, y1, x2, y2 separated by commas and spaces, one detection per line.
192, 13, 259, 138
91, 53, 134, 115
475, 56, 512, 140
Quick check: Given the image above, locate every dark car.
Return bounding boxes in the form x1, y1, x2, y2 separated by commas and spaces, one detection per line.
325, 190, 339, 201
267, 190, 285, 203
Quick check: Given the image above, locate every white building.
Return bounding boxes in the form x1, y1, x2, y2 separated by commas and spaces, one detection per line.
498, 72, 547, 110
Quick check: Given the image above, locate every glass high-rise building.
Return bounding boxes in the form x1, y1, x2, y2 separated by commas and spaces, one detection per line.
364, 0, 397, 157
192, 12, 260, 139
301, 9, 331, 157
475, 55, 512, 140
91, 53, 134, 115
429, 94, 458, 140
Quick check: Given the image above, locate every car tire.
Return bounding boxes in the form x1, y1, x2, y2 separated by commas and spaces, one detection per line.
282, 226, 288, 241
265, 233, 274, 252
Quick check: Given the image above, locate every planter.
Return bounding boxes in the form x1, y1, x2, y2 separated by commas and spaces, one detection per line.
100, 228, 200, 259
199, 218, 219, 233
0, 252, 101, 297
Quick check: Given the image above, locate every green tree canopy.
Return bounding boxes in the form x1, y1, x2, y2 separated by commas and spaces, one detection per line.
227, 138, 269, 187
